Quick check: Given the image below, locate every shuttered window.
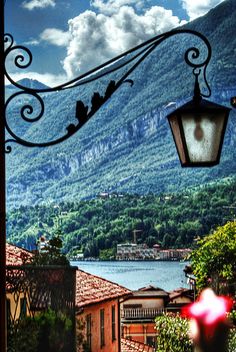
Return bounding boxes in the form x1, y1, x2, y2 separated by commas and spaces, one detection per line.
112, 305, 116, 341
100, 309, 105, 347
86, 314, 92, 351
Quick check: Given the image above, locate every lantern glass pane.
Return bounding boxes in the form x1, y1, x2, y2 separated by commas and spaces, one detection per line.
181, 112, 226, 163
168, 114, 187, 164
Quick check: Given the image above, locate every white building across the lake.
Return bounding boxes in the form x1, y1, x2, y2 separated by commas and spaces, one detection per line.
117, 244, 191, 261
116, 243, 160, 260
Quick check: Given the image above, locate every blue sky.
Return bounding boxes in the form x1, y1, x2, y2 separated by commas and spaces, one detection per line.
5, 0, 226, 86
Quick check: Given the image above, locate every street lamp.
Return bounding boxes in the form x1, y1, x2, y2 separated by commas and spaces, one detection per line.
167, 73, 231, 167
1, 7, 232, 352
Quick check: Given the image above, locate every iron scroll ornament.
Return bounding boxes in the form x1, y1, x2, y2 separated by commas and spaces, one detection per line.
4, 29, 212, 152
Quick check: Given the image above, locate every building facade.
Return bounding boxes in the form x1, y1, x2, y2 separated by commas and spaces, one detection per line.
75, 269, 131, 352
158, 248, 191, 261
6, 243, 33, 323
116, 244, 160, 260
117, 244, 191, 261
167, 287, 194, 312
120, 286, 169, 348
120, 285, 194, 349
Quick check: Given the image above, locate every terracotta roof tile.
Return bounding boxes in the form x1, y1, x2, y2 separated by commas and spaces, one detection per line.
131, 287, 169, 298
6, 243, 33, 266
169, 287, 193, 300
121, 338, 155, 352
76, 269, 131, 308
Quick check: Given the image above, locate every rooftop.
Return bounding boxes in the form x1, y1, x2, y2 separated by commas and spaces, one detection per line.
121, 338, 155, 352
169, 287, 194, 301
6, 243, 33, 266
131, 285, 169, 298
76, 269, 131, 309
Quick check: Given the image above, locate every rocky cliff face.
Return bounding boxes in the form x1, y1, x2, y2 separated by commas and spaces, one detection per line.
8, 104, 167, 187
7, 90, 236, 208
76, 107, 165, 167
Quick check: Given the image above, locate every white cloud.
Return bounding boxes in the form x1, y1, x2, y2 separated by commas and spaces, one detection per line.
5, 71, 67, 88
23, 39, 40, 46
40, 28, 70, 47
181, 0, 225, 21
63, 6, 186, 78
90, 0, 145, 14
22, 0, 56, 10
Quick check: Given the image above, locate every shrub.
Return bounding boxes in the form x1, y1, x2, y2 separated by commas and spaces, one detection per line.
155, 313, 192, 352
155, 311, 236, 352
8, 309, 73, 352
228, 328, 236, 352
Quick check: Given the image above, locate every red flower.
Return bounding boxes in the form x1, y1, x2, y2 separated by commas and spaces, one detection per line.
182, 289, 233, 352
183, 288, 233, 326
183, 288, 232, 326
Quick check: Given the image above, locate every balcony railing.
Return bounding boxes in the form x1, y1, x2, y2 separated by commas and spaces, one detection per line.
121, 307, 165, 320
6, 265, 76, 352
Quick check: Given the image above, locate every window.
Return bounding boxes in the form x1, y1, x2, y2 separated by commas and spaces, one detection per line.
86, 314, 92, 352
20, 297, 27, 317
146, 336, 157, 348
112, 305, 116, 341
100, 308, 105, 347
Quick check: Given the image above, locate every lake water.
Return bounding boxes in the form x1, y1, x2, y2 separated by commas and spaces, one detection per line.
71, 260, 189, 291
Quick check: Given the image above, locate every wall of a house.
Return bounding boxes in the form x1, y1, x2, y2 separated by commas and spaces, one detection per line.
122, 322, 156, 345
76, 299, 120, 352
121, 297, 165, 309
6, 292, 29, 322
170, 296, 192, 304
120, 296, 164, 346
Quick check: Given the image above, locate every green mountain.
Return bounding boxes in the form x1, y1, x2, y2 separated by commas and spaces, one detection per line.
6, 0, 236, 209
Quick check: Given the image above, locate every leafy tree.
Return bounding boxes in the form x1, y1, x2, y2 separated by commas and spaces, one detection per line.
162, 233, 173, 248
155, 313, 192, 352
190, 221, 236, 295
99, 248, 116, 260
31, 230, 70, 266
76, 318, 91, 352
8, 309, 73, 352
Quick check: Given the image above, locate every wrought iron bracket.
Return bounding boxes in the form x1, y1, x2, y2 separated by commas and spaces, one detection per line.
4, 29, 212, 152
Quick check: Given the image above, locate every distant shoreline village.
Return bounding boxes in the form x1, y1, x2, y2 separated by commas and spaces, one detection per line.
69, 243, 191, 261
116, 243, 191, 261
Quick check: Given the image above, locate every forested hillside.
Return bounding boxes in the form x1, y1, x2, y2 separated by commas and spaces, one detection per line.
6, 0, 236, 208
7, 177, 236, 259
